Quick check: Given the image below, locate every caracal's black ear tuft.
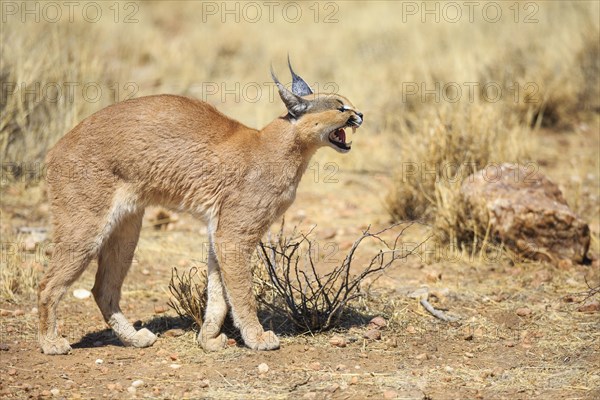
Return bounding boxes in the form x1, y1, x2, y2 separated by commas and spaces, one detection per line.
287, 55, 313, 97
271, 64, 311, 119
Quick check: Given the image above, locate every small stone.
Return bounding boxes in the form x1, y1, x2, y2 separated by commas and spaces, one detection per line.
406, 325, 416, 334
444, 366, 454, 373
309, 361, 321, 371
131, 380, 144, 388
95, 359, 103, 365
335, 364, 347, 371
8, 368, 16, 376
516, 307, 531, 316
13, 309, 25, 316
169, 353, 178, 361
557, 259, 573, 269
577, 300, 600, 313
198, 379, 209, 388
258, 363, 269, 374
349, 376, 359, 385
504, 340, 516, 347
363, 329, 381, 340
0, 310, 11, 316
163, 329, 185, 338
41, 390, 51, 397
329, 335, 347, 348
303, 393, 317, 400
0, 343, 9, 351
383, 390, 397, 399
72, 289, 91, 300
369, 316, 387, 329
154, 305, 168, 314
169, 363, 181, 369
50, 388, 60, 396
106, 384, 116, 391
326, 383, 339, 393
142, 269, 150, 275
415, 353, 427, 360
127, 386, 136, 394
464, 352, 474, 358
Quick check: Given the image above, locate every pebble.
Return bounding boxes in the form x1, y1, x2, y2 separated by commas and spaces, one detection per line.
577, 300, 600, 313
444, 366, 454, 373
363, 329, 381, 340
0, 343, 9, 351
349, 376, 359, 385
516, 307, 532, 316
329, 335, 347, 348
73, 289, 91, 300
13, 309, 25, 317
257, 363, 269, 374
163, 329, 185, 338
95, 359, 103, 365
383, 390, 398, 399
369, 316, 387, 329
169, 353, 178, 361
0, 309, 11, 317
8, 368, 16, 376
154, 305, 168, 314
464, 352, 474, 358
41, 390, 51, 397
415, 353, 427, 360
50, 388, 60, 396
169, 363, 181, 369
131, 380, 144, 388
127, 386, 136, 394
199, 379, 209, 388
309, 361, 321, 371
326, 383, 339, 393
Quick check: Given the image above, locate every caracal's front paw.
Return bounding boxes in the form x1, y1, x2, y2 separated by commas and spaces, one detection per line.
121, 328, 157, 348
40, 336, 72, 355
245, 330, 280, 351
197, 331, 228, 351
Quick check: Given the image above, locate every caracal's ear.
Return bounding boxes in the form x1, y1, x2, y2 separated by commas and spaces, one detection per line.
270, 64, 311, 119
288, 55, 313, 97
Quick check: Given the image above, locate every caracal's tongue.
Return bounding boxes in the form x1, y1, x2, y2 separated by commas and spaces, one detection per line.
338, 128, 346, 142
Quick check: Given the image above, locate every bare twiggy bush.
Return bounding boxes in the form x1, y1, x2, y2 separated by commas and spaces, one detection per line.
254, 223, 427, 333
167, 267, 207, 329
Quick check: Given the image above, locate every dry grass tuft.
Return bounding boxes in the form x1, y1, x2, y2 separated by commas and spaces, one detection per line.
386, 103, 533, 224
167, 266, 207, 329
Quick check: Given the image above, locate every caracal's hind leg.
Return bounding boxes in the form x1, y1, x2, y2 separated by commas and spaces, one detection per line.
38, 218, 99, 354
92, 209, 156, 348
198, 242, 230, 351
214, 227, 279, 351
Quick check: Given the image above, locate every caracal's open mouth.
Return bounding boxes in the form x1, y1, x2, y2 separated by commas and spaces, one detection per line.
328, 125, 358, 152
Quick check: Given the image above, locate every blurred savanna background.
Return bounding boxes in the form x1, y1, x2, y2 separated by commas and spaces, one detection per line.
1, 1, 599, 399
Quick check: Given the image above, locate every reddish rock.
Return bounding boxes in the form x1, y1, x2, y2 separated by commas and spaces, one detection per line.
461, 163, 590, 263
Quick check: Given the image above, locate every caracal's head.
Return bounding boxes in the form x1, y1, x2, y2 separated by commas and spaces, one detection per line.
271, 59, 363, 153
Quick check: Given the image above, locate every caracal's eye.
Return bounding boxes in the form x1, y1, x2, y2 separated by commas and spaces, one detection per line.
338, 106, 346, 112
